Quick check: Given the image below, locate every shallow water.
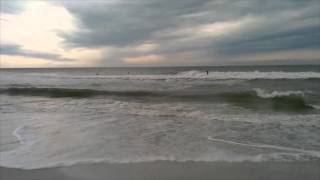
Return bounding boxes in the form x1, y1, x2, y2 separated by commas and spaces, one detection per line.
0, 65, 320, 169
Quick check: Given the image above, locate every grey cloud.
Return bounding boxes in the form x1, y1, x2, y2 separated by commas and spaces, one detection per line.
57, 0, 320, 65
59, 0, 211, 47
216, 27, 320, 55
0, 44, 74, 61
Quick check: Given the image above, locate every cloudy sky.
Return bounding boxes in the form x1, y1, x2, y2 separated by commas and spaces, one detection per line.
0, 0, 319, 68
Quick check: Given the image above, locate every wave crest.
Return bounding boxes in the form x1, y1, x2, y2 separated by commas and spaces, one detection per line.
0, 87, 317, 113
220, 90, 315, 112
27, 70, 320, 80
254, 88, 305, 99
175, 70, 320, 80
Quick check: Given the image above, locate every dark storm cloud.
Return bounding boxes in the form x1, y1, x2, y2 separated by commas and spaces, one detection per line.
57, 0, 320, 65
216, 26, 320, 55
58, 0, 211, 47
0, 44, 74, 61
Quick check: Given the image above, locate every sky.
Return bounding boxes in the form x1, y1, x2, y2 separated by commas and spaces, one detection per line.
0, 0, 319, 68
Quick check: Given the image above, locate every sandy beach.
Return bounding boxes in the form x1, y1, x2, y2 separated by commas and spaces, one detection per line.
1, 161, 320, 180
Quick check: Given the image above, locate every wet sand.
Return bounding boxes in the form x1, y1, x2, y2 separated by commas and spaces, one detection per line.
1, 161, 320, 180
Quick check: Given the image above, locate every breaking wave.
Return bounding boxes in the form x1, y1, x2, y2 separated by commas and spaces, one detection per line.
28, 70, 320, 80
254, 88, 306, 98
220, 90, 315, 112
174, 70, 320, 80
0, 87, 317, 113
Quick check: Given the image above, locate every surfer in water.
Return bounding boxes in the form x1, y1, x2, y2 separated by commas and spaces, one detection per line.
206, 70, 209, 75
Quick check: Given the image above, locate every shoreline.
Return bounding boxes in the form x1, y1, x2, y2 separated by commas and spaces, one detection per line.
1, 161, 320, 180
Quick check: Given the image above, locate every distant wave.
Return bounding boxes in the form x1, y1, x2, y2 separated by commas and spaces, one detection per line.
0, 87, 161, 98
174, 70, 320, 80
114, 70, 320, 80
27, 70, 320, 80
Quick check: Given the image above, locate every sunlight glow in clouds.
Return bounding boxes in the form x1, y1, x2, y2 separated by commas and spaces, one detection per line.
123, 55, 165, 65
0, 55, 72, 68
0, 1, 103, 68
198, 16, 260, 37
134, 43, 158, 53
1, 1, 75, 53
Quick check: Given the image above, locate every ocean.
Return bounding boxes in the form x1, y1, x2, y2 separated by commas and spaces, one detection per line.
0, 65, 320, 169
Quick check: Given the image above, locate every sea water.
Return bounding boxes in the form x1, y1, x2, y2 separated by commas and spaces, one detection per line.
0, 65, 320, 169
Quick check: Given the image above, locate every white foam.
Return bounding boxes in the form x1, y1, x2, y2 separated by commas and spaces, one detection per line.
1, 98, 320, 170
1, 148, 316, 170
311, 105, 320, 110
27, 70, 320, 81
174, 70, 320, 80
12, 125, 29, 145
207, 136, 320, 158
2, 140, 317, 170
128, 71, 319, 80
254, 88, 306, 98
110, 102, 204, 118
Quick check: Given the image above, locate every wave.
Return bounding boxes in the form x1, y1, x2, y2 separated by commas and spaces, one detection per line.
0, 87, 161, 98
207, 137, 320, 157
311, 105, 320, 110
219, 90, 315, 112
2, 132, 320, 170
2, 153, 319, 170
0, 87, 317, 113
28, 70, 320, 80
254, 88, 306, 99
3, 129, 320, 170
174, 70, 320, 80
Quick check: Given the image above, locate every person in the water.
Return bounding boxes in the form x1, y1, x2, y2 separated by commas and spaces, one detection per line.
206, 70, 209, 75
